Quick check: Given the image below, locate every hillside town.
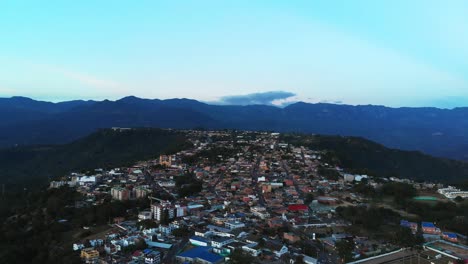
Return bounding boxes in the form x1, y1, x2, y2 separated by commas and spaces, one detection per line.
49, 130, 468, 264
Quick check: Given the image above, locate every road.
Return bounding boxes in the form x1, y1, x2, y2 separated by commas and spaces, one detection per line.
162, 237, 189, 264
251, 155, 267, 207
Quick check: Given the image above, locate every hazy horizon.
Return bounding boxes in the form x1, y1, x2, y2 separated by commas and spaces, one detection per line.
4, 92, 468, 110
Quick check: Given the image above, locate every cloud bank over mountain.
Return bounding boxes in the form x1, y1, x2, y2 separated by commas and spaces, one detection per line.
212, 91, 296, 106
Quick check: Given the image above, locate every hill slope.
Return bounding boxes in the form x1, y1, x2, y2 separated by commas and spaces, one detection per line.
281, 134, 468, 183
2, 96, 468, 160
0, 128, 191, 189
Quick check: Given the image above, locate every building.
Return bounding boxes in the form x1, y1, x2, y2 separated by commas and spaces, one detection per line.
175, 205, 187, 218
49, 181, 72, 188
265, 242, 289, 258
284, 232, 301, 243
211, 236, 234, 248
442, 232, 458, 243
400, 220, 418, 233
138, 211, 152, 221
242, 243, 262, 257
159, 155, 172, 167
144, 249, 161, 264
111, 187, 129, 201
80, 248, 99, 264
77, 176, 97, 185
424, 240, 468, 262
135, 187, 151, 199
190, 236, 210, 247
224, 221, 245, 230
151, 202, 175, 222
176, 246, 223, 264
251, 206, 270, 219
438, 186, 468, 199
421, 222, 440, 234
317, 196, 339, 205
288, 204, 309, 212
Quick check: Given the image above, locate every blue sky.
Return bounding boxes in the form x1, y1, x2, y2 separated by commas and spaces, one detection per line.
0, 0, 467, 107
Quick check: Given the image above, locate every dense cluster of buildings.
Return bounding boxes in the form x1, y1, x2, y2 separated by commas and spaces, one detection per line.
48, 130, 467, 264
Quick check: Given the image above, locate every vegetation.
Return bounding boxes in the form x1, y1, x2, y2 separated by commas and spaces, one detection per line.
388, 228, 424, 248
317, 166, 341, 181
335, 239, 355, 262
175, 171, 203, 197
339, 182, 468, 238
0, 186, 151, 263
172, 226, 191, 238
405, 200, 468, 234
381, 182, 417, 205
0, 128, 192, 263
182, 146, 241, 165
227, 248, 257, 264
0, 128, 191, 190
281, 133, 468, 183
336, 206, 400, 230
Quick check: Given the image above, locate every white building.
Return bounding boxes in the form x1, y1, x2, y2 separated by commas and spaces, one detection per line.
211, 237, 234, 248
144, 251, 161, 264
251, 206, 270, 219
242, 243, 262, 257
438, 186, 468, 199
175, 205, 187, 217
225, 221, 245, 230
151, 202, 175, 222
138, 211, 152, 221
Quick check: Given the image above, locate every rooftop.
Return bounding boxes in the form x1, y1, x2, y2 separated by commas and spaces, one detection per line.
177, 246, 223, 263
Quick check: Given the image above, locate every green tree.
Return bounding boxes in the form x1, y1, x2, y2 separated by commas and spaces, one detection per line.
228, 249, 256, 264
172, 226, 191, 237
304, 193, 315, 205
335, 240, 354, 263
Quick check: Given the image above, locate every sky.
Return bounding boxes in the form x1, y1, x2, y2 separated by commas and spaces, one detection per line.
0, 0, 467, 108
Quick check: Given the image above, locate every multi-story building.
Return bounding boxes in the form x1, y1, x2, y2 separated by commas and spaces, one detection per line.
80, 248, 99, 264
111, 187, 129, 201
159, 155, 172, 167
211, 236, 235, 248
175, 205, 187, 218
438, 186, 468, 199
151, 202, 175, 222
144, 250, 161, 264
224, 221, 245, 230
251, 206, 270, 219
135, 186, 151, 199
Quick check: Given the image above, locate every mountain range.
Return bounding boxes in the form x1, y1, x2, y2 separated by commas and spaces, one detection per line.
2, 96, 468, 160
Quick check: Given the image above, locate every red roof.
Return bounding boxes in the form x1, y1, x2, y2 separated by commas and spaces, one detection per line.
288, 204, 308, 211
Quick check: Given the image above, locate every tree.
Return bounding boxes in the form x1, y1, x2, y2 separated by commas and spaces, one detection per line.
454, 196, 464, 203
352, 182, 375, 197
227, 249, 256, 264
137, 220, 158, 230
295, 255, 305, 264
317, 166, 341, 181
335, 239, 354, 263
304, 193, 315, 205
172, 226, 191, 238
381, 182, 417, 205
387, 227, 424, 248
